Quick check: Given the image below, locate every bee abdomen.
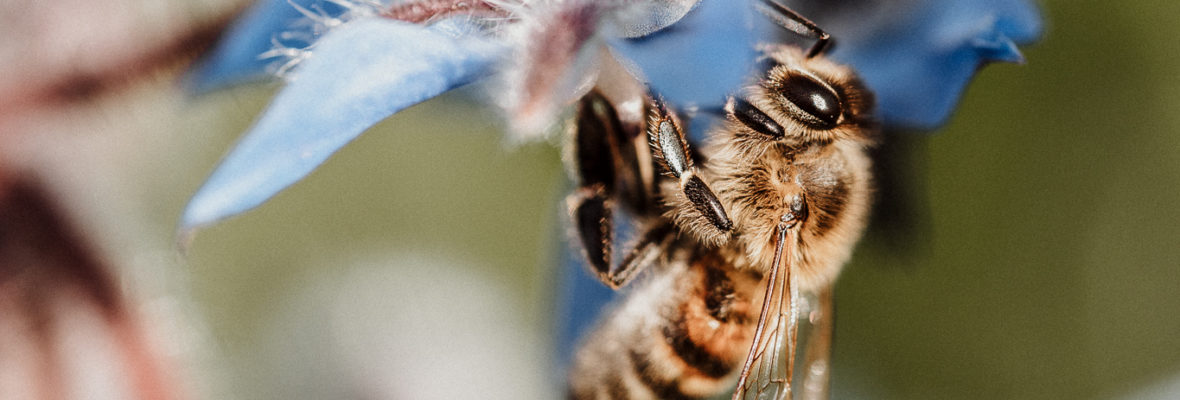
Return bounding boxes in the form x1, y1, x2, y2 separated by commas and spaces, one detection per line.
569, 253, 758, 400
660, 321, 736, 379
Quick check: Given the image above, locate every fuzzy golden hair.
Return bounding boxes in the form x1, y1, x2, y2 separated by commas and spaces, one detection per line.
657, 44, 877, 291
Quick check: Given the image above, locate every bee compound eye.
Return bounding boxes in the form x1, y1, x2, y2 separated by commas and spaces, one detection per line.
780, 74, 842, 129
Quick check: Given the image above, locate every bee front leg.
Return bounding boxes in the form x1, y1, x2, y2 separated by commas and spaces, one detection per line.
647, 98, 733, 234
755, 0, 832, 58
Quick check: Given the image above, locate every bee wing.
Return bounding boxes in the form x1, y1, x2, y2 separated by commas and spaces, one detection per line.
733, 225, 801, 400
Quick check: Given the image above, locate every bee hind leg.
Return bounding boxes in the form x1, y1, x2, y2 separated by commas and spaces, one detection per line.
567, 174, 675, 288
569, 187, 675, 289
567, 91, 668, 289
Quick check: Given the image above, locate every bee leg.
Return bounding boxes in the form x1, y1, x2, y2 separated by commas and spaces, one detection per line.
755, 0, 832, 58
800, 285, 833, 400
568, 186, 675, 289
567, 91, 665, 289
569, 184, 614, 283
647, 98, 734, 233
608, 222, 674, 289
570, 90, 652, 213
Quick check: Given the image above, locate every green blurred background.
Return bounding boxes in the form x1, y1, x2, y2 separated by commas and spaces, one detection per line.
831, 2, 1180, 398
17, 0, 1179, 399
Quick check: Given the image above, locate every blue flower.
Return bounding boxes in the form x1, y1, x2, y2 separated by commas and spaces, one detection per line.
181, 0, 1041, 373
184, 0, 757, 230
821, 0, 1042, 129
181, 0, 1042, 232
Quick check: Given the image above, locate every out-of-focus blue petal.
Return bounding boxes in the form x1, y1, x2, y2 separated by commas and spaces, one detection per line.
826, 0, 1043, 129
181, 18, 504, 231
553, 207, 643, 371
608, 0, 766, 109
555, 244, 618, 370
607, 0, 699, 38
187, 0, 351, 92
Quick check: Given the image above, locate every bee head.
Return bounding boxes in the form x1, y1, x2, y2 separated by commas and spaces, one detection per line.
749, 45, 875, 145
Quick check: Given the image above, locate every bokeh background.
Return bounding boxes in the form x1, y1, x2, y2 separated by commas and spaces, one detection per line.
2, 0, 1178, 399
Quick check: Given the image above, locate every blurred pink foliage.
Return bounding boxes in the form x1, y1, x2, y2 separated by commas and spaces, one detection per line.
0, 0, 238, 132
0, 177, 182, 400
0, 1, 245, 399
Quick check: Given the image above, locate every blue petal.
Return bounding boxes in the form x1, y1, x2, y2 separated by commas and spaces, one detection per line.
554, 245, 618, 370
608, 0, 766, 109
606, 0, 699, 38
182, 19, 504, 230
553, 208, 644, 371
825, 0, 1043, 129
187, 0, 352, 92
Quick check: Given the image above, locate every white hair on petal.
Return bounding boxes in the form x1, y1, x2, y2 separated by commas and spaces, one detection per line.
263, 0, 389, 80
263, 0, 690, 134
259, 37, 313, 79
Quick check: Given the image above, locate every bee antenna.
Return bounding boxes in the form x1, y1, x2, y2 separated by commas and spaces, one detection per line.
755, 0, 833, 58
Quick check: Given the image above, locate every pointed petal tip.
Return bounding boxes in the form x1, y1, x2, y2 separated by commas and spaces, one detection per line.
176, 198, 224, 254
177, 193, 245, 238
179, 19, 505, 233
974, 33, 1026, 65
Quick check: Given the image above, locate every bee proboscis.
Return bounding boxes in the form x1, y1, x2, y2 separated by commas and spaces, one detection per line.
564, 2, 877, 399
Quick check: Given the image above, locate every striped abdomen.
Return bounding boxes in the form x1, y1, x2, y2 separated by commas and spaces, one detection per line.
568, 249, 763, 400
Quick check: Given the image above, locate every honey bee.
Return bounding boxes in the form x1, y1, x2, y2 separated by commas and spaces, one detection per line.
564, 2, 876, 399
